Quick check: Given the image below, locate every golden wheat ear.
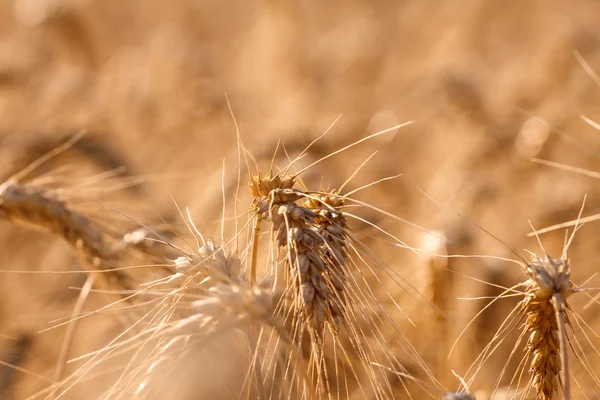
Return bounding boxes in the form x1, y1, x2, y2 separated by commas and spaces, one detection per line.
247, 169, 444, 398
522, 254, 574, 400
460, 249, 577, 400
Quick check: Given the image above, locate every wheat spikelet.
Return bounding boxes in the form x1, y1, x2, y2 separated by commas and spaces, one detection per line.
304, 189, 348, 309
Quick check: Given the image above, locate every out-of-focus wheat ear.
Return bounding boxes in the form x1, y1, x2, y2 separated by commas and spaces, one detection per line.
0, 180, 130, 290
0, 334, 33, 399
421, 230, 450, 383
2, 180, 147, 399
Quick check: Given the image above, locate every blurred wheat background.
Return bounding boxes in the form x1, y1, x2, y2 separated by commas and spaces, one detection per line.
1, 0, 600, 399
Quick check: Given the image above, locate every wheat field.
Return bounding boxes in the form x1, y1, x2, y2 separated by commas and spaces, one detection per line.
1, 1, 600, 399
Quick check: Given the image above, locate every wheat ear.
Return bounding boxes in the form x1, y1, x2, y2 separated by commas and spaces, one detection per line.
131, 239, 313, 400
0, 180, 129, 287
522, 255, 574, 400
249, 171, 345, 336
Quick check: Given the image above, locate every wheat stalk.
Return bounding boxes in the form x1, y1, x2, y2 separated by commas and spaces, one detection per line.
421, 230, 450, 384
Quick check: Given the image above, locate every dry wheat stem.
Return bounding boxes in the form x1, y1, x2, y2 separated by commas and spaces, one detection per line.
250, 214, 262, 286
52, 273, 97, 389
551, 292, 569, 399
421, 231, 450, 383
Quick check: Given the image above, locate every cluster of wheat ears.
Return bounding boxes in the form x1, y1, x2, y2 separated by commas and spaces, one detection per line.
0, 121, 598, 400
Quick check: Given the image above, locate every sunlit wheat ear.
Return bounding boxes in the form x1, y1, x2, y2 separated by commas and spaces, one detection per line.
458, 243, 581, 400
249, 170, 344, 336
134, 284, 283, 399
246, 158, 446, 397
521, 254, 574, 400
130, 240, 309, 400
463, 250, 577, 400
248, 169, 355, 396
